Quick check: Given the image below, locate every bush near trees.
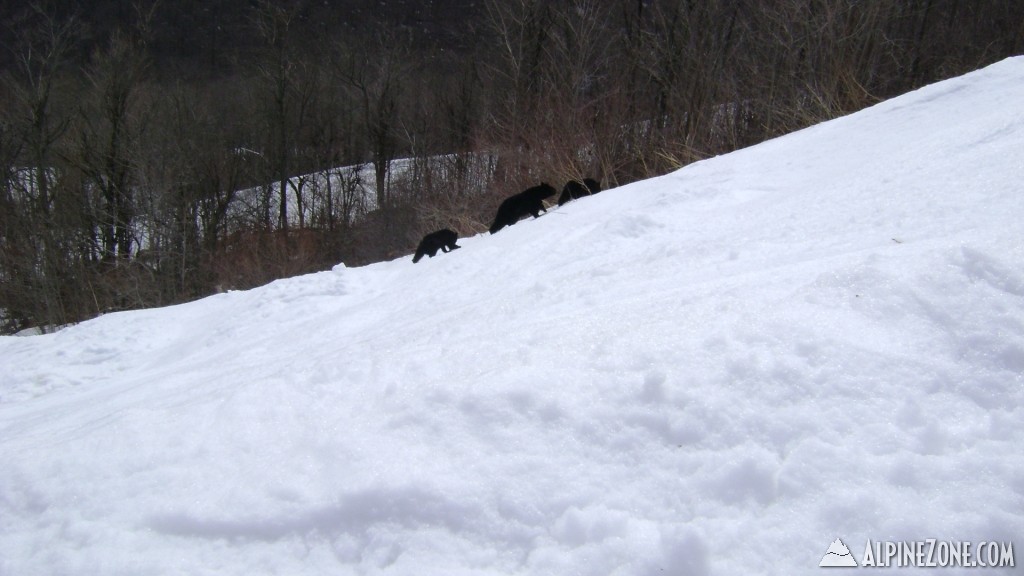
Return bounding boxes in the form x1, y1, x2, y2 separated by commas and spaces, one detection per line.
1, 0, 1020, 333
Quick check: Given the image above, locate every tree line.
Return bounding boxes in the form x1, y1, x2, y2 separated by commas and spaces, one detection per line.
1, 0, 1020, 333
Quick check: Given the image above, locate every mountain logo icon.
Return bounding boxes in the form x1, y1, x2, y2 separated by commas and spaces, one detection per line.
819, 538, 858, 567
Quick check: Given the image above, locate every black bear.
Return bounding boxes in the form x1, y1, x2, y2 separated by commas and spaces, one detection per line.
412, 228, 460, 263
489, 183, 557, 234
557, 178, 602, 206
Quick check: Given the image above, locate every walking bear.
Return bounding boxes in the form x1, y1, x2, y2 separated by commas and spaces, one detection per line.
489, 183, 557, 234
412, 228, 460, 263
557, 178, 602, 206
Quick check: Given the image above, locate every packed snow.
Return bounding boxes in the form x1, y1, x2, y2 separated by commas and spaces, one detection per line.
3, 58, 1024, 575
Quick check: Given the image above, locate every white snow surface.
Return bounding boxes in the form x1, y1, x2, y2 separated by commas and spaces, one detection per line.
3, 58, 1024, 575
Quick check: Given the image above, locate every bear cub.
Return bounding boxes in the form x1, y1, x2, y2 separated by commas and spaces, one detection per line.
557, 178, 602, 206
413, 228, 460, 263
489, 183, 557, 234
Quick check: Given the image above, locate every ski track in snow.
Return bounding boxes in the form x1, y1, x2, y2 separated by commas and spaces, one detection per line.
2, 58, 1024, 575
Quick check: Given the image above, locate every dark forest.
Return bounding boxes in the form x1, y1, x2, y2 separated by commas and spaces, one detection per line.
1, 0, 1021, 333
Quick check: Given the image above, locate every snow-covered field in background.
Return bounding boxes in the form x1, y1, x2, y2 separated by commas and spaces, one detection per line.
2, 58, 1024, 575
229, 151, 497, 228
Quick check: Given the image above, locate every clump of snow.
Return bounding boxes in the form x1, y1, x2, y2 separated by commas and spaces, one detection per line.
2, 58, 1024, 575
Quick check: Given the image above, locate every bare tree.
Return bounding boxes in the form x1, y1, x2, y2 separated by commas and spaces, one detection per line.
71, 23, 150, 263
251, 0, 301, 232
483, 0, 556, 188
0, 5, 81, 331
335, 27, 412, 210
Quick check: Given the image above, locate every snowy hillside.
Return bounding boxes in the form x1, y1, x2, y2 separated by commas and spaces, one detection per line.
2, 58, 1024, 575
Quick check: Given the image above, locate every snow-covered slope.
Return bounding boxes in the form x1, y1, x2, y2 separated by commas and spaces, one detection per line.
3, 58, 1024, 576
